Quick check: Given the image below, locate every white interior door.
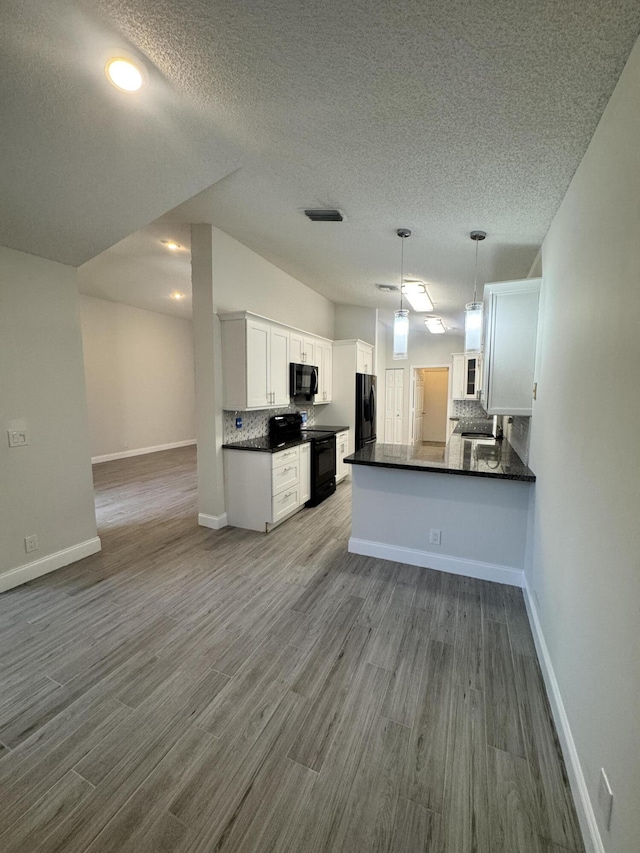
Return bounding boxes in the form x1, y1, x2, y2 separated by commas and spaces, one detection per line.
413, 371, 424, 444
385, 369, 404, 443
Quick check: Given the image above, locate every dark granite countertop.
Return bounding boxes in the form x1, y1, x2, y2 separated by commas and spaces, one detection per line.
305, 425, 349, 433
222, 435, 314, 453
344, 435, 535, 482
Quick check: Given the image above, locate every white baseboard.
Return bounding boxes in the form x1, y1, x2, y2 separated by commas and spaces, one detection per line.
523, 578, 602, 853
198, 512, 228, 530
348, 537, 524, 587
92, 440, 196, 464
0, 537, 102, 593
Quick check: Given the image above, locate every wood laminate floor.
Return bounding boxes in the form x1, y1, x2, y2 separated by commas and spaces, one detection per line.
0, 446, 584, 852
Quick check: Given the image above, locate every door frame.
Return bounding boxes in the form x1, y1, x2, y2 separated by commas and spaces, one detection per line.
410, 364, 452, 444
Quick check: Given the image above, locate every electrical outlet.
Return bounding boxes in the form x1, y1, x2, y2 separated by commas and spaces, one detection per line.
429, 529, 441, 545
235, 417, 243, 429
8, 429, 29, 447
24, 535, 39, 553
598, 768, 614, 830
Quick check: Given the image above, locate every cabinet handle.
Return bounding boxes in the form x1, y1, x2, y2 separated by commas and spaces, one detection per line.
282, 491, 293, 500
282, 467, 292, 472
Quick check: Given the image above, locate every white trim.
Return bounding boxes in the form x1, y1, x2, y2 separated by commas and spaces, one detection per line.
348, 537, 523, 587
0, 537, 102, 593
523, 578, 602, 853
198, 512, 228, 530
92, 440, 196, 464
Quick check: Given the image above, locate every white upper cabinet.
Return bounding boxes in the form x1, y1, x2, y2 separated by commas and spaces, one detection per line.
290, 332, 317, 366
245, 317, 271, 408
269, 324, 291, 406
481, 278, 541, 415
220, 312, 333, 411
316, 339, 333, 403
356, 341, 373, 374
451, 352, 481, 400
220, 313, 290, 410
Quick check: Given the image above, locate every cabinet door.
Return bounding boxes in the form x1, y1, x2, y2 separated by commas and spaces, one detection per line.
451, 354, 465, 400
483, 281, 540, 415
290, 332, 304, 364
317, 341, 332, 403
356, 342, 373, 374
270, 325, 290, 406
303, 336, 317, 367
299, 443, 310, 503
463, 354, 481, 399
246, 318, 271, 408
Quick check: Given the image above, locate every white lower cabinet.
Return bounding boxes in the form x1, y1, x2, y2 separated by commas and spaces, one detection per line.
224, 444, 311, 532
336, 430, 349, 482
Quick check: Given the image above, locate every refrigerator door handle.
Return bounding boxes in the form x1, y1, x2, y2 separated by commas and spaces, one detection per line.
370, 384, 376, 430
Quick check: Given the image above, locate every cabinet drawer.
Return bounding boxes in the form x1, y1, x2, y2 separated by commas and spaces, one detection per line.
271, 487, 299, 522
272, 446, 300, 470
272, 462, 299, 495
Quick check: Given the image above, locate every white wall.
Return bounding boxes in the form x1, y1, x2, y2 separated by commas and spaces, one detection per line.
334, 304, 377, 343
528, 37, 640, 853
382, 323, 464, 444
0, 247, 99, 589
80, 296, 196, 460
212, 228, 334, 338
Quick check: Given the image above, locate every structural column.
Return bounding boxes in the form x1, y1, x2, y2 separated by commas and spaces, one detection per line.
190, 224, 226, 528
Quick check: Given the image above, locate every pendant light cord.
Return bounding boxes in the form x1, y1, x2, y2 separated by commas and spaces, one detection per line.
473, 237, 479, 303
400, 237, 405, 311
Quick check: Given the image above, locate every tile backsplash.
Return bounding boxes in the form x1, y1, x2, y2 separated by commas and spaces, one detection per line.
506, 416, 531, 464
451, 399, 488, 419
451, 399, 531, 463
223, 403, 318, 443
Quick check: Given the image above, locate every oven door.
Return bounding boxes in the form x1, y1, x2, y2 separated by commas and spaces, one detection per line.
307, 435, 336, 506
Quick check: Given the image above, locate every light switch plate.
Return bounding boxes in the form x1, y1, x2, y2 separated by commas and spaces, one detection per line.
598, 768, 613, 830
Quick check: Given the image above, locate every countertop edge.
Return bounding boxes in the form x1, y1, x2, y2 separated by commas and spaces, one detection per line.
344, 456, 535, 482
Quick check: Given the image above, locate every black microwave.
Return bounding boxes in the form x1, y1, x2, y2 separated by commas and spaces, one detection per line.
290, 362, 318, 400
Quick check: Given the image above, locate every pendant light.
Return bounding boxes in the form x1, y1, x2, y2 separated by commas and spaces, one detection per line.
465, 230, 486, 352
393, 228, 411, 360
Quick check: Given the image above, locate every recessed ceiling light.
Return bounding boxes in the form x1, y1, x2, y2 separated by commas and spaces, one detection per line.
105, 57, 144, 93
170, 291, 185, 300
161, 240, 181, 251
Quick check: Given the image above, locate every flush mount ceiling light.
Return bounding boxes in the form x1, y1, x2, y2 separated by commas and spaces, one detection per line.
393, 228, 411, 361
170, 291, 185, 300
402, 280, 434, 313
105, 57, 145, 93
465, 230, 486, 352
425, 317, 446, 334
161, 240, 181, 251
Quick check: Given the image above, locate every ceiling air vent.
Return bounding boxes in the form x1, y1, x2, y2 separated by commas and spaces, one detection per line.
377, 284, 400, 292
303, 209, 344, 222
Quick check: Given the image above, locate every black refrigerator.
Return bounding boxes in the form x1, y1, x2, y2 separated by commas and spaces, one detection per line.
355, 373, 376, 450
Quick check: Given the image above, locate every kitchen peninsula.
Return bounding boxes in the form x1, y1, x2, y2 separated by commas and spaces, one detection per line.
345, 436, 535, 587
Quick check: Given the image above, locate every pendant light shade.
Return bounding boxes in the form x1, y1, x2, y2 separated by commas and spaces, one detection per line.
393, 309, 410, 358
464, 302, 483, 350
464, 230, 486, 352
393, 228, 411, 360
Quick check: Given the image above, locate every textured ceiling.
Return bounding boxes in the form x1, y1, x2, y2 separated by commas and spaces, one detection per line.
5, 1, 640, 326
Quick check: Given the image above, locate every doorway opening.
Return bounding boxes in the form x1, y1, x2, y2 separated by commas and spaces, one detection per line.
410, 366, 450, 448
